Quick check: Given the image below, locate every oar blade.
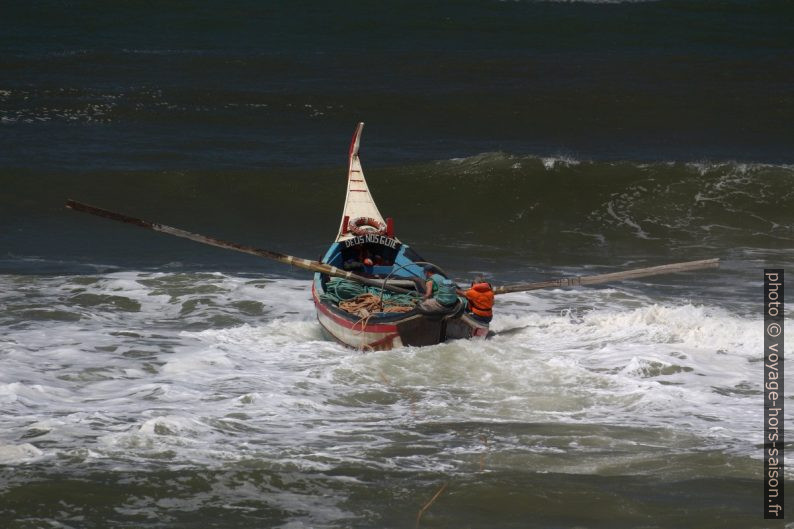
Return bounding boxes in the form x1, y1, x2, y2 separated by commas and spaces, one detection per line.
493, 258, 720, 295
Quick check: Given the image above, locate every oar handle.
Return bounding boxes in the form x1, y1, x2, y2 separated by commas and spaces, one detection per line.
65, 200, 411, 294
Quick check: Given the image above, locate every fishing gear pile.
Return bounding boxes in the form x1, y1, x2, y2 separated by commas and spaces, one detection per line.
319, 278, 419, 316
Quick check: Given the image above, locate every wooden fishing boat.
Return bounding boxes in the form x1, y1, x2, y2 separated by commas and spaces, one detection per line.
311, 123, 489, 350
65, 125, 720, 351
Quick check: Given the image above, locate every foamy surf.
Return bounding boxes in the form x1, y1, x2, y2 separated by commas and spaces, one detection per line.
0, 443, 44, 465
0, 269, 788, 528
0, 271, 784, 463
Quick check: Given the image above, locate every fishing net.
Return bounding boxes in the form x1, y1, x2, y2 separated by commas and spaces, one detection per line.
319, 278, 420, 315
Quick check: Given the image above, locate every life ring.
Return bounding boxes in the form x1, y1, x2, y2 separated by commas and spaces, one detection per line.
349, 216, 387, 236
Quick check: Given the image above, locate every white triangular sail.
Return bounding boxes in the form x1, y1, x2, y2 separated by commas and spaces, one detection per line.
335, 122, 388, 242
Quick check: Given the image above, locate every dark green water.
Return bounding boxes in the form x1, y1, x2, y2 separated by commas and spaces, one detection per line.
2, 1, 792, 527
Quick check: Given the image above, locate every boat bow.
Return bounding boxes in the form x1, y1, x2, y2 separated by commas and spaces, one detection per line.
335, 123, 388, 242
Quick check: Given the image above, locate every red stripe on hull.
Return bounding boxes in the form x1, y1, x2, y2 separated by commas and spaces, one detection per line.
312, 282, 488, 350
312, 283, 402, 329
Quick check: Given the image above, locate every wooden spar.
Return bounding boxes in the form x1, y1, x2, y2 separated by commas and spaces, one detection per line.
64, 200, 412, 294
492, 258, 720, 295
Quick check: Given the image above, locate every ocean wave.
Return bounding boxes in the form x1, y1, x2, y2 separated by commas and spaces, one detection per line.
3, 153, 792, 279
0, 443, 44, 465
0, 268, 787, 501
437, 152, 794, 173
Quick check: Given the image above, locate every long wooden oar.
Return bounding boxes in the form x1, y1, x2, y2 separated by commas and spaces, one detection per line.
493, 258, 719, 295
65, 199, 412, 294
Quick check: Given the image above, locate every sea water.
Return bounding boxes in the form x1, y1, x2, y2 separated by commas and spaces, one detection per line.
2, 1, 793, 527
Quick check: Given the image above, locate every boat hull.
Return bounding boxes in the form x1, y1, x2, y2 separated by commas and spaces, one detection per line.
312, 283, 488, 350
313, 122, 490, 351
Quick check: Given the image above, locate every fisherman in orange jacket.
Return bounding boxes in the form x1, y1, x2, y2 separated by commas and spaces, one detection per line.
457, 275, 494, 323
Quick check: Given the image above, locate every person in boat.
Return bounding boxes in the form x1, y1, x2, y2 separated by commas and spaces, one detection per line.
457, 275, 494, 323
343, 245, 375, 272
419, 265, 459, 312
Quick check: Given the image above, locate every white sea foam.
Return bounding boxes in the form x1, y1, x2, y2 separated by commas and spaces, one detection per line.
541, 155, 580, 169
0, 271, 788, 474
0, 443, 44, 464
